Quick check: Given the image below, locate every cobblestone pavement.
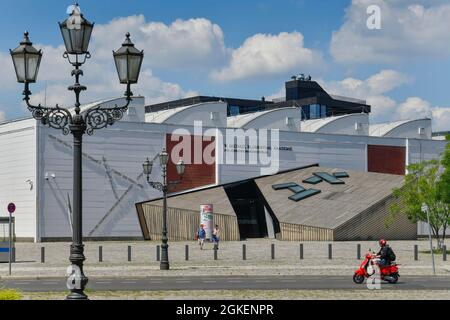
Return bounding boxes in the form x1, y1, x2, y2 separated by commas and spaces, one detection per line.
1, 239, 449, 279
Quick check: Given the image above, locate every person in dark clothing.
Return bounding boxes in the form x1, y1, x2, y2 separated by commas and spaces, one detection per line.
376, 239, 395, 266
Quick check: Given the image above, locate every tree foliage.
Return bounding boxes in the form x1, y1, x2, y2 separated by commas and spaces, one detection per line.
391, 154, 449, 247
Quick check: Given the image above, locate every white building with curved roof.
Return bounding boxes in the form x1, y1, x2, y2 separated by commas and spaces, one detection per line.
369, 118, 431, 139
227, 107, 301, 131
301, 113, 369, 136
145, 101, 227, 127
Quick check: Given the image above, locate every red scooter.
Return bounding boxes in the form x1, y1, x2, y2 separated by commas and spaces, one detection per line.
353, 251, 400, 284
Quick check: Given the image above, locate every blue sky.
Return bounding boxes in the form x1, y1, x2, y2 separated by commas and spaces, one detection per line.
1, 0, 450, 130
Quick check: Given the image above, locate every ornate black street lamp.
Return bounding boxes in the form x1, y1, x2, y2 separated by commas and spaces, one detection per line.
10, 4, 143, 300
143, 150, 185, 270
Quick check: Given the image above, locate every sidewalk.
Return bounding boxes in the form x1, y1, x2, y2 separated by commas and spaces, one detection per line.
1, 239, 449, 279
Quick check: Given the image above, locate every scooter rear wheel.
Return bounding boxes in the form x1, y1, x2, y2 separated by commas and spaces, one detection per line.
387, 274, 399, 284
353, 274, 365, 284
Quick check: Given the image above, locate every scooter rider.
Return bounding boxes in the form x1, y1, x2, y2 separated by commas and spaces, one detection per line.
376, 239, 395, 266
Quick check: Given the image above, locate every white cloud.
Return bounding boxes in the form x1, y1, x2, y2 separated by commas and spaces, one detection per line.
319, 69, 410, 99
397, 97, 432, 120
396, 97, 450, 132
92, 15, 228, 69
7, 16, 206, 109
366, 95, 397, 120
316, 69, 450, 130
319, 71, 406, 122
0, 52, 18, 90
432, 107, 450, 132
266, 86, 285, 102
211, 32, 323, 82
331, 0, 450, 64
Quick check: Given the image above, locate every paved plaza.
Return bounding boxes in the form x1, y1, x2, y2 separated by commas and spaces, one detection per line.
0, 239, 448, 279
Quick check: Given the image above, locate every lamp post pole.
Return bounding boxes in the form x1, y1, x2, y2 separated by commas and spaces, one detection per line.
161, 164, 170, 270
143, 153, 185, 271
67, 114, 88, 300
10, 4, 144, 300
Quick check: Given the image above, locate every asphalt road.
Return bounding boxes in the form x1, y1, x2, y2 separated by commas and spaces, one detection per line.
2, 276, 450, 292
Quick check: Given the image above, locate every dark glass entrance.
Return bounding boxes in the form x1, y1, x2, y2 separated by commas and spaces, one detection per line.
224, 180, 268, 240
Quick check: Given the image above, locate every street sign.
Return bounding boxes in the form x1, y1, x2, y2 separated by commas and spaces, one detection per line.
421, 203, 429, 213
7, 203, 16, 214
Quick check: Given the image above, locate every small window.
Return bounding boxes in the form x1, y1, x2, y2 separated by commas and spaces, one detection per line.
272, 182, 298, 190
229, 106, 240, 116
313, 172, 345, 185
333, 172, 349, 178
210, 112, 219, 121
289, 189, 321, 202
303, 176, 322, 185
286, 117, 294, 126
288, 185, 305, 193
355, 123, 362, 131
418, 127, 425, 135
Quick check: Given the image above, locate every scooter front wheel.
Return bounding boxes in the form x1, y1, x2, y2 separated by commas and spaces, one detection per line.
353, 274, 365, 284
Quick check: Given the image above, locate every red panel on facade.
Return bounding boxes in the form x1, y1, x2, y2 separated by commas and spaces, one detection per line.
166, 134, 216, 193
367, 145, 406, 175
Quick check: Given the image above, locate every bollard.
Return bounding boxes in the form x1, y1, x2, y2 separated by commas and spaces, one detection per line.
243, 244, 247, 261
414, 244, 419, 261
41, 247, 45, 263
299, 243, 304, 260
357, 244, 361, 260
444, 245, 447, 262
156, 245, 160, 262
214, 244, 218, 261
99, 246, 103, 262
271, 243, 275, 260
128, 246, 132, 262
328, 243, 332, 260
185, 245, 189, 261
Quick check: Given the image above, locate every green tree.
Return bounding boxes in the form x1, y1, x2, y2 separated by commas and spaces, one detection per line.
438, 135, 450, 206
390, 158, 449, 248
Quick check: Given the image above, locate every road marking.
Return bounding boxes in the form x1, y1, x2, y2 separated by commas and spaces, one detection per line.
175, 281, 191, 283
255, 280, 270, 283
14, 282, 30, 285
203, 280, 217, 283
281, 280, 296, 283
122, 281, 137, 284
228, 280, 243, 283
95, 281, 112, 284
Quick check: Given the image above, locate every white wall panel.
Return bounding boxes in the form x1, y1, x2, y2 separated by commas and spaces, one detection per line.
0, 119, 37, 240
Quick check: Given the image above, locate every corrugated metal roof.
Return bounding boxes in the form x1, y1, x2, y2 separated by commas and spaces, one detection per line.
146, 101, 223, 124
369, 118, 430, 137
301, 114, 363, 133
227, 107, 298, 128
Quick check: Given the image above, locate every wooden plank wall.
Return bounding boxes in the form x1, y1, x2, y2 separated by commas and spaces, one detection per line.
142, 204, 240, 241
280, 222, 333, 241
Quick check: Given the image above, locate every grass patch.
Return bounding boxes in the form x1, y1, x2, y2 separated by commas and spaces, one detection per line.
0, 289, 23, 300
